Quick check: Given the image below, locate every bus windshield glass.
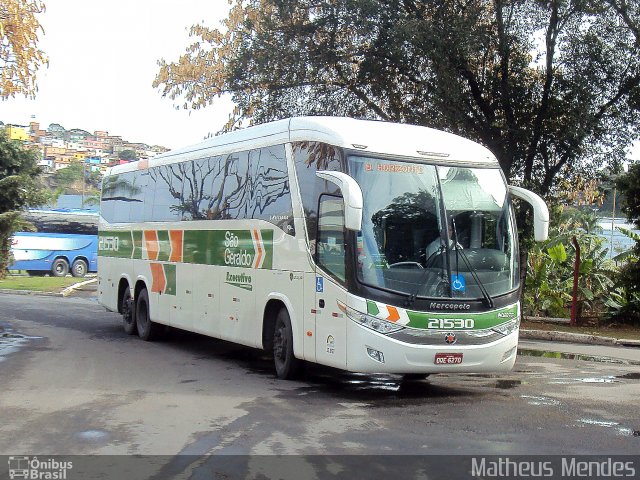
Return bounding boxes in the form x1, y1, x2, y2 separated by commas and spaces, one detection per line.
350, 156, 518, 300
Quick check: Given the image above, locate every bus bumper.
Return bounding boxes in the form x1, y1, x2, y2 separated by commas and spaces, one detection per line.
345, 321, 519, 374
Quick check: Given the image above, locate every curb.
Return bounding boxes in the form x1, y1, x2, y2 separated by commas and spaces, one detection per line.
0, 288, 63, 297
60, 278, 97, 297
521, 329, 640, 348
524, 316, 570, 325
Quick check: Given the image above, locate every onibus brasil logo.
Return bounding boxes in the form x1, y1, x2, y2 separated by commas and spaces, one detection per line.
8, 456, 73, 479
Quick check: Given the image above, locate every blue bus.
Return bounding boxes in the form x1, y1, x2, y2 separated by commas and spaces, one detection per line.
9, 210, 98, 277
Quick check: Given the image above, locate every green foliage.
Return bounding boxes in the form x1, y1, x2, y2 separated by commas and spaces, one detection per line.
605, 288, 640, 325
155, 0, 640, 197
611, 164, 640, 322
118, 149, 138, 161
523, 208, 619, 322
523, 241, 572, 318
613, 227, 640, 262
0, 131, 48, 277
52, 161, 101, 193
616, 163, 640, 229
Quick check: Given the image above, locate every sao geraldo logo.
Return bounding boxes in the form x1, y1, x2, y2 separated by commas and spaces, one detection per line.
8, 456, 73, 480
225, 271, 253, 291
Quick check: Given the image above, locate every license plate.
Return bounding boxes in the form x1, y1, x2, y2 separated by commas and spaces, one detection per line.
434, 353, 463, 365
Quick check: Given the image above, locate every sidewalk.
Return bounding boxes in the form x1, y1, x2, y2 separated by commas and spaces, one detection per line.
518, 338, 640, 364
520, 328, 640, 348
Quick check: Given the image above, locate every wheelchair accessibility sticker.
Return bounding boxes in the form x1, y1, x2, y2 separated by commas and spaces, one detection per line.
316, 276, 324, 293
451, 274, 466, 293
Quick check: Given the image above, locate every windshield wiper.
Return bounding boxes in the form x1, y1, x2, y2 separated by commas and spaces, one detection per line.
405, 227, 451, 308
451, 218, 494, 308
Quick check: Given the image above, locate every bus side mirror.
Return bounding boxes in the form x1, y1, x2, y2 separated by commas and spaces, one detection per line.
508, 186, 549, 242
316, 171, 363, 231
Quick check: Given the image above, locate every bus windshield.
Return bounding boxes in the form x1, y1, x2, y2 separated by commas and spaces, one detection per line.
350, 156, 519, 300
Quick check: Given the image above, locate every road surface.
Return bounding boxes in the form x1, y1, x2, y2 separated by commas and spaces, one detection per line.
0, 293, 638, 477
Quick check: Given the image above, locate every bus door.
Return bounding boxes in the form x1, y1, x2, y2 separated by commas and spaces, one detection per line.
314, 195, 348, 369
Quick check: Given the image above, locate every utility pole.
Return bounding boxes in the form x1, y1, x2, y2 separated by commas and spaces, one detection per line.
81, 160, 86, 208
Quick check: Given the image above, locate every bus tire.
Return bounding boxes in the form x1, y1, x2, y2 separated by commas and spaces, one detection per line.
71, 258, 88, 277
273, 307, 303, 380
135, 288, 160, 341
51, 258, 69, 277
122, 285, 137, 335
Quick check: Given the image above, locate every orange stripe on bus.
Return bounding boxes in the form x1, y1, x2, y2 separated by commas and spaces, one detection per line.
144, 230, 159, 260
150, 262, 166, 293
386, 306, 400, 322
252, 229, 263, 268
169, 230, 183, 262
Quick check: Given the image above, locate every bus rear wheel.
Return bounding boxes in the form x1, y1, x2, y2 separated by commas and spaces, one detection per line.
121, 285, 137, 335
135, 288, 161, 341
273, 308, 303, 380
51, 258, 69, 277
71, 259, 88, 277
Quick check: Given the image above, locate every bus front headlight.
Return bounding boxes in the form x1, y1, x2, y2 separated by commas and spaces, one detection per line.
338, 302, 405, 335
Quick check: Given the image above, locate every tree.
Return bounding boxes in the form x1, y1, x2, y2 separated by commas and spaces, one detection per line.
53, 161, 101, 193
154, 0, 640, 196
524, 208, 618, 323
0, 130, 48, 276
118, 149, 138, 161
617, 162, 640, 229
0, 0, 47, 99
614, 162, 640, 316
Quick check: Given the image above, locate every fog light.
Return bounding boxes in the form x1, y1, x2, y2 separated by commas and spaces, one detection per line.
501, 346, 517, 362
366, 347, 385, 363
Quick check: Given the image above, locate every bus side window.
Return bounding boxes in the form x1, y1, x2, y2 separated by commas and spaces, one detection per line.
129, 171, 148, 222
316, 195, 346, 283
152, 164, 183, 222
293, 141, 346, 245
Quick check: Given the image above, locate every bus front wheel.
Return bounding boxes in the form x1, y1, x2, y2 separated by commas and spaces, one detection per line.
122, 285, 137, 335
135, 288, 161, 341
51, 258, 69, 277
273, 308, 303, 380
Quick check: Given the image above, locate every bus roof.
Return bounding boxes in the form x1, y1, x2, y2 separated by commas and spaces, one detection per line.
106, 117, 499, 176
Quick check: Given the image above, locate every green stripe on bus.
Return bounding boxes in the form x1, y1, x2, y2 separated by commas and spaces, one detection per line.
163, 264, 176, 295
100, 229, 273, 270
157, 230, 171, 261
132, 231, 143, 259
98, 231, 134, 259
367, 300, 380, 316
405, 304, 518, 329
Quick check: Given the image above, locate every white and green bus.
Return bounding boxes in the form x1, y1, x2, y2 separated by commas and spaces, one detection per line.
98, 117, 548, 379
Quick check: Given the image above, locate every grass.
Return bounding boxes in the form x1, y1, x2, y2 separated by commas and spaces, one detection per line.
0, 273, 85, 292
521, 320, 640, 341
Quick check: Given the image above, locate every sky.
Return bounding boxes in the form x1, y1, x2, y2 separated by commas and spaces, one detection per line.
1, 1, 638, 159
1, 0, 233, 150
